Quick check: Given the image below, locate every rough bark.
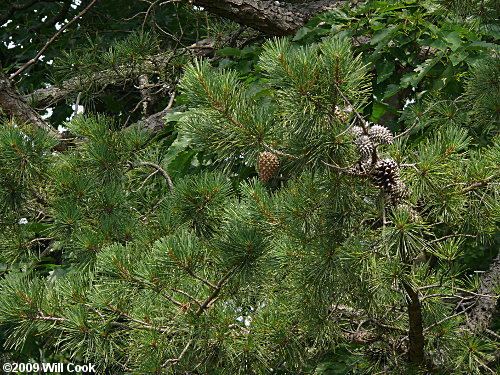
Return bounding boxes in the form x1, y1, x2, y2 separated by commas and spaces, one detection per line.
24, 52, 174, 108
192, 0, 346, 36
0, 73, 59, 137
403, 281, 425, 367
467, 252, 500, 332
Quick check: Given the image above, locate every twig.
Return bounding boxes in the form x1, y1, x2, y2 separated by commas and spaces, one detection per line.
462, 177, 496, 193
72, 92, 82, 119
423, 304, 474, 332
133, 161, 174, 192
332, 81, 369, 133
10, 0, 100, 80
427, 234, 476, 245
171, 288, 201, 306
105, 303, 172, 333
417, 283, 442, 291
322, 160, 361, 175
195, 267, 237, 316
263, 143, 298, 159
35, 312, 65, 322
185, 269, 216, 290
485, 328, 500, 341
163, 339, 192, 367
454, 287, 499, 299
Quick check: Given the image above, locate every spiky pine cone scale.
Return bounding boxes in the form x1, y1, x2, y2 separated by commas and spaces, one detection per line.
350, 126, 364, 138
388, 179, 408, 204
257, 151, 279, 183
368, 124, 393, 145
371, 158, 399, 190
355, 135, 374, 160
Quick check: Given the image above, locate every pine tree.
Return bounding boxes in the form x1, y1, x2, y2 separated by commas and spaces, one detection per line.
1, 1, 499, 374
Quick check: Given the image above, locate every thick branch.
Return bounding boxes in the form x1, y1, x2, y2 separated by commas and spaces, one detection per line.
402, 281, 425, 366
191, 0, 346, 36
467, 252, 500, 332
24, 52, 175, 108
0, 73, 59, 137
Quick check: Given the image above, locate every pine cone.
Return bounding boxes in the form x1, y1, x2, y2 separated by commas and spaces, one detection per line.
348, 159, 372, 175
387, 179, 409, 204
350, 126, 364, 138
354, 135, 374, 160
371, 158, 399, 190
368, 125, 393, 145
257, 151, 279, 183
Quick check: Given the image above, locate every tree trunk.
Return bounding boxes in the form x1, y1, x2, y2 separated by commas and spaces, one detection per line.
0, 73, 59, 137
192, 0, 346, 36
467, 252, 500, 332
403, 281, 425, 366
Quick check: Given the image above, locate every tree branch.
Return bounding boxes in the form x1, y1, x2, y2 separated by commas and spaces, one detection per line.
9, 0, 100, 80
191, 0, 347, 36
130, 161, 174, 192
467, 252, 500, 332
195, 267, 237, 316
402, 281, 425, 366
0, 73, 59, 137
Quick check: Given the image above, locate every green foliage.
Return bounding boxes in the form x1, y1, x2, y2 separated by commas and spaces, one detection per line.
299, 0, 499, 127
0, 0, 499, 373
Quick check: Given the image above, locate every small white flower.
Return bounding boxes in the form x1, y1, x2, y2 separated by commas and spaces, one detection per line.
18, 218, 28, 224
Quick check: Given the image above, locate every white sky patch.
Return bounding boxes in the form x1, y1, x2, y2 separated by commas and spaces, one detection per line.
2, 20, 12, 27
41, 16, 48, 22
236, 316, 252, 327
69, 104, 85, 120
55, 22, 63, 30
58, 125, 68, 133
18, 218, 28, 225
6, 41, 16, 49
41, 107, 53, 120
47, 59, 54, 65
403, 98, 416, 109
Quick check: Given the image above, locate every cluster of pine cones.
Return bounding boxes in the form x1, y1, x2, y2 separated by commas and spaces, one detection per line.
254, 122, 409, 207
350, 122, 408, 205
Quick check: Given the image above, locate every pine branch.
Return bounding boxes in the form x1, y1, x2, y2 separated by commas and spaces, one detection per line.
163, 339, 192, 367
130, 161, 174, 192
0, 73, 60, 137
423, 304, 473, 333
35, 312, 65, 322
462, 177, 497, 193
195, 267, 237, 316
402, 281, 425, 366
191, 0, 349, 36
171, 288, 201, 307
23, 52, 176, 108
9, 0, 100, 80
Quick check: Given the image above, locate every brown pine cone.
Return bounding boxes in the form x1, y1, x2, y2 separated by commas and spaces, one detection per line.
257, 151, 279, 183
